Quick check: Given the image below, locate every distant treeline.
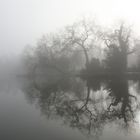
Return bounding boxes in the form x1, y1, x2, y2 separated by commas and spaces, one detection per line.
22, 18, 140, 78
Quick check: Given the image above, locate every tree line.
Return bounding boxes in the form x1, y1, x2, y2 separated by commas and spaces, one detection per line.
22, 18, 140, 78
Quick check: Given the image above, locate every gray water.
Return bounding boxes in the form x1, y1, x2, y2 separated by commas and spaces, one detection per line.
1, 76, 140, 140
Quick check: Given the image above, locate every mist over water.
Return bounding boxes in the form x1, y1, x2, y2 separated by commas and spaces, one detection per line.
1, 73, 140, 140
2, 0, 140, 140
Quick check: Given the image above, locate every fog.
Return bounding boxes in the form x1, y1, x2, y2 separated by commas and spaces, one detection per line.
1, 0, 140, 56
2, 0, 140, 140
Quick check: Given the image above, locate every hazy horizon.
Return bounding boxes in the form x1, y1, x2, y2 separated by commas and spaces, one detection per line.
1, 0, 140, 57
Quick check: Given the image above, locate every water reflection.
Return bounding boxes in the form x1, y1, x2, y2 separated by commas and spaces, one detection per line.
21, 76, 140, 139
106, 77, 137, 124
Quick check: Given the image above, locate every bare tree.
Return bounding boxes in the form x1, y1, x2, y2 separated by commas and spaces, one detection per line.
61, 19, 101, 68
103, 23, 136, 73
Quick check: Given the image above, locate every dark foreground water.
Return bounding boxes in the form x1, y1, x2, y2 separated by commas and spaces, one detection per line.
1, 75, 140, 140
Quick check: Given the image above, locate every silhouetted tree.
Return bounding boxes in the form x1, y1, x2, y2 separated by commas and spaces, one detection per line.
23, 33, 86, 77
103, 24, 136, 73
105, 44, 124, 73
62, 18, 101, 68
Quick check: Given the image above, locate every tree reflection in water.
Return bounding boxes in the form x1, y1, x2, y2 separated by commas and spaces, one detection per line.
106, 77, 137, 124
21, 76, 140, 139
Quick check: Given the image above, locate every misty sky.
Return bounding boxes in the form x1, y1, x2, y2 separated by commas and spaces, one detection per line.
1, 0, 140, 56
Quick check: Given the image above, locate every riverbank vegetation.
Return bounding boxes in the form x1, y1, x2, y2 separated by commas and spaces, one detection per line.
22, 18, 140, 79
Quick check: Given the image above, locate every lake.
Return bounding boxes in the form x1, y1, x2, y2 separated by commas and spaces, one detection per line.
1, 75, 140, 140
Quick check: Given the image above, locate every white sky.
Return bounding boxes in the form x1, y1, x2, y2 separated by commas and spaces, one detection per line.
1, 0, 140, 56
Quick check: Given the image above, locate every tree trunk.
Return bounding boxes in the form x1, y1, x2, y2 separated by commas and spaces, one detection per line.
81, 45, 90, 68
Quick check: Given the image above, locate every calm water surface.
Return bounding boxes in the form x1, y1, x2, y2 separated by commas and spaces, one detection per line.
1, 75, 140, 140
